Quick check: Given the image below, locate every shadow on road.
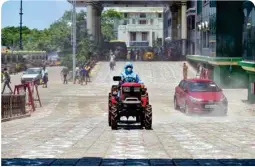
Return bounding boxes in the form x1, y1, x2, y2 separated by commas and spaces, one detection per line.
2, 157, 255, 166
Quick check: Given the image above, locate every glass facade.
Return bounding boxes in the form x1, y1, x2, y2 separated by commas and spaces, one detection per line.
242, 1, 255, 61
196, 0, 216, 56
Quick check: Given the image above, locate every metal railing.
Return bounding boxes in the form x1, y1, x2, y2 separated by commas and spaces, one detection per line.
1, 94, 29, 121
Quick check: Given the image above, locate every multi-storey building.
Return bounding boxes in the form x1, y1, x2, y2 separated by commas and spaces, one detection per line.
163, 0, 254, 102
112, 7, 164, 48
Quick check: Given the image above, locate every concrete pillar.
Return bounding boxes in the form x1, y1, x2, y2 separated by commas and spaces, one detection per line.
86, 3, 95, 40
181, 1, 187, 56
149, 30, 153, 46
170, 5, 178, 41
86, 2, 103, 45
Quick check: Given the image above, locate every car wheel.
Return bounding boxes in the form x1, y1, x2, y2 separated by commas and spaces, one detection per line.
184, 102, 191, 115
174, 96, 179, 110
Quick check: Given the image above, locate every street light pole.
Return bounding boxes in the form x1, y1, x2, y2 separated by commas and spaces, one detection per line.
72, 0, 76, 82
19, 0, 23, 50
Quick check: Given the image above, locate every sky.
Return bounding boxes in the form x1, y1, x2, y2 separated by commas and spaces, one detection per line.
1, 0, 85, 30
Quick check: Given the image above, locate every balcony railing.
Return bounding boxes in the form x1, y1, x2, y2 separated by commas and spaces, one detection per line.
129, 41, 149, 47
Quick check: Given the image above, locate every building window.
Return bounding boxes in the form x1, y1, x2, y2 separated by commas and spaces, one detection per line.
132, 19, 136, 24
140, 13, 146, 18
150, 19, 154, 25
203, 31, 209, 48
158, 38, 162, 44
142, 32, 148, 41
139, 20, 147, 24
124, 20, 129, 25
124, 13, 128, 18
158, 13, 162, 18
130, 32, 136, 41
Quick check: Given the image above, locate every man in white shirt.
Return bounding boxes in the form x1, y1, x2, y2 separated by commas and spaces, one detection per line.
42, 66, 48, 88
110, 53, 116, 69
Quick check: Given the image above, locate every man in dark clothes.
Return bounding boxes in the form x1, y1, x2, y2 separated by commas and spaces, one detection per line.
2, 68, 13, 94
61, 67, 69, 84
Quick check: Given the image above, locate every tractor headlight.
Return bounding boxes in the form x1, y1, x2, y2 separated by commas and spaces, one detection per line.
134, 87, 141, 92
123, 87, 130, 92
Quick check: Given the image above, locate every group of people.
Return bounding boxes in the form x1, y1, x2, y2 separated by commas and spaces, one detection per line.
74, 65, 91, 85
182, 62, 210, 80
61, 65, 91, 85
196, 63, 209, 79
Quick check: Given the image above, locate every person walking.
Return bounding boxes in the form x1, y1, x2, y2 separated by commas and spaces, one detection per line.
183, 62, 188, 80
2, 68, 13, 94
42, 66, 48, 88
61, 67, 69, 84
80, 67, 87, 85
85, 64, 91, 82
74, 66, 80, 84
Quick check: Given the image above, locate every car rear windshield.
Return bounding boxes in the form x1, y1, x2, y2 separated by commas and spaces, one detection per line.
189, 82, 221, 92
26, 69, 40, 74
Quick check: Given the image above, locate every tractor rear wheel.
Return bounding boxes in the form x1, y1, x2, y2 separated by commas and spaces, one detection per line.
144, 105, 152, 130
111, 104, 118, 130
108, 111, 111, 126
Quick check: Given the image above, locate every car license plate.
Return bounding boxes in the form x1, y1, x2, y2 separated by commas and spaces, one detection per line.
205, 104, 216, 109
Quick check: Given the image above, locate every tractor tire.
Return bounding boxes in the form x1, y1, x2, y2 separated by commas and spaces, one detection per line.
108, 111, 111, 126
111, 104, 118, 130
146, 93, 149, 105
144, 105, 152, 130
108, 93, 111, 112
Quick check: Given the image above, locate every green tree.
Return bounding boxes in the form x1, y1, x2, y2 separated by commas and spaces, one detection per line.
101, 9, 123, 41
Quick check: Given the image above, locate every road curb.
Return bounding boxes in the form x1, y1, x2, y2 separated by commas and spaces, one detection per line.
1, 113, 31, 122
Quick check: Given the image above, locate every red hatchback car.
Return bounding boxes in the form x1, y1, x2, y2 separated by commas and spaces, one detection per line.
174, 78, 228, 115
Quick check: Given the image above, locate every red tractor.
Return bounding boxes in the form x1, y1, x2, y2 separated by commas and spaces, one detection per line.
108, 76, 152, 130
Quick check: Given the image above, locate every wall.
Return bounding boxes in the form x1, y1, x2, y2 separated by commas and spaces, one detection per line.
247, 73, 255, 103
213, 65, 248, 89
118, 27, 129, 46
216, 1, 244, 58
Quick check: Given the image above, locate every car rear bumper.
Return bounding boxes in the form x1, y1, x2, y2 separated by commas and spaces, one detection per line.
21, 78, 40, 83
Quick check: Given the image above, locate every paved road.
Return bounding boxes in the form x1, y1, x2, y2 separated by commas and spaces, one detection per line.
2, 62, 255, 166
